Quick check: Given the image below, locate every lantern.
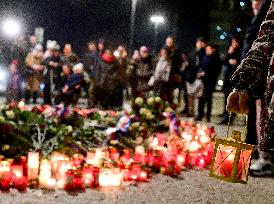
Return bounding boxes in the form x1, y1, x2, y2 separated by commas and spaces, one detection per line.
210, 129, 254, 184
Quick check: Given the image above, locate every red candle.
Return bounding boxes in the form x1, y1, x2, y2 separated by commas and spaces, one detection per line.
11, 165, 24, 178
82, 167, 95, 188
14, 176, 28, 192
1, 172, 12, 191
219, 146, 243, 179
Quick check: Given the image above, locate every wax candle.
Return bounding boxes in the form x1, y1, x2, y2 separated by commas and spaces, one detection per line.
0, 161, 11, 178
11, 165, 23, 178
219, 146, 243, 178
27, 152, 39, 180
39, 160, 55, 188
14, 176, 28, 192
82, 167, 95, 187
1, 172, 12, 191
99, 168, 122, 187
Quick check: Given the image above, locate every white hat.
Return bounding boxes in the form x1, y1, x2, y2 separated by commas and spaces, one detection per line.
47, 40, 60, 50
34, 44, 43, 51
73, 63, 83, 73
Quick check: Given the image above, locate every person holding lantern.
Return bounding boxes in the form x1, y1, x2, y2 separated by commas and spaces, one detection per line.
227, 2, 274, 177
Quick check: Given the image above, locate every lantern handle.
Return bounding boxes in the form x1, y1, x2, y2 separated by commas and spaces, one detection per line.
226, 113, 248, 141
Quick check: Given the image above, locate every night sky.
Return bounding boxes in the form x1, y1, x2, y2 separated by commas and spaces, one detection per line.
0, 0, 210, 54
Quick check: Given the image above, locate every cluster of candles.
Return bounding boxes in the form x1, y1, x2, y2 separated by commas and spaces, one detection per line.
0, 122, 216, 192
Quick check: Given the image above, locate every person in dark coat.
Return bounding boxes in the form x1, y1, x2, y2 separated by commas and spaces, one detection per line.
82, 41, 100, 107
227, 2, 274, 176
196, 44, 222, 122
219, 36, 243, 124
54, 63, 72, 105
165, 36, 182, 104
61, 44, 78, 68
241, 0, 272, 148
133, 46, 153, 98
62, 63, 85, 106
95, 50, 121, 109
42, 41, 62, 105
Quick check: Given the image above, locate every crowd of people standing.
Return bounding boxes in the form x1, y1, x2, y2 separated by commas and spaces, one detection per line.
4, 35, 239, 122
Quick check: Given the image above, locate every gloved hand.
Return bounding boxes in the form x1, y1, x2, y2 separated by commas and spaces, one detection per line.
226, 90, 250, 114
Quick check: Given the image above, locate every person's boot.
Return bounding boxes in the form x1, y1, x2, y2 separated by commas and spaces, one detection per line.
250, 151, 274, 177
24, 90, 31, 104
33, 92, 38, 104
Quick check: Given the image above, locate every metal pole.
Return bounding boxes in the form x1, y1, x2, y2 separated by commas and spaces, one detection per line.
153, 23, 158, 56
129, 0, 137, 53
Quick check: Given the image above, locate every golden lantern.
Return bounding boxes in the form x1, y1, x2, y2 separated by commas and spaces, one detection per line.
210, 116, 255, 184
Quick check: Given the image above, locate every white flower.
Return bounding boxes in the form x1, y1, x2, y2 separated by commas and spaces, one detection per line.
5, 110, 15, 119
155, 97, 162, 103
147, 97, 155, 106
135, 97, 144, 106
165, 107, 173, 113
0, 116, 5, 123
65, 125, 73, 134
2, 144, 10, 151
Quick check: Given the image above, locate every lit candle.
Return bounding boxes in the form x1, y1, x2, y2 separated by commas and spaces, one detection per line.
134, 146, 146, 164
39, 160, 55, 188
56, 159, 71, 181
11, 165, 23, 178
219, 146, 243, 179
99, 168, 122, 187
0, 161, 11, 178
82, 167, 94, 187
87, 148, 105, 167
27, 152, 39, 180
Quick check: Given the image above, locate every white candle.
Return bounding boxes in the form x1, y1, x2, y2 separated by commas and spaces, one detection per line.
0, 161, 11, 178
99, 168, 122, 187
27, 152, 39, 180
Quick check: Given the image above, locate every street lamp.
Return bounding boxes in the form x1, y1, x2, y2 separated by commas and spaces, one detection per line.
150, 15, 165, 54
129, 0, 138, 52
2, 18, 21, 38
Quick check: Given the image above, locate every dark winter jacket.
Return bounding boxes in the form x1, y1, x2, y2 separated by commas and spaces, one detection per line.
198, 53, 222, 90
82, 51, 100, 78
134, 56, 153, 92
223, 47, 242, 92
95, 54, 120, 90
187, 48, 206, 83
66, 73, 85, 90
43, 56, 62, 87
242, 0, 272, 59
231, 2, 274, 152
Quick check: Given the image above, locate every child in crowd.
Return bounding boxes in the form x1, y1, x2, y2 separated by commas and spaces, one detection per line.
62, 63, 85, 106
54, 63, 72, 105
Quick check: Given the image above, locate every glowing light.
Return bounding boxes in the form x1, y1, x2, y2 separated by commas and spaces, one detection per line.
189, 141, 201, 152
99, 169, 123, 187
216, 26, 221, 31
2, 18, 21, 38
220, 35, 225, 40
200, 135, 210, 144
114, 50, 120, 58
183, 134, 193, 142
240, 1, 245, 7
236, 27, 242, 32
218, 80, 224, 86
150, 15, 165, 24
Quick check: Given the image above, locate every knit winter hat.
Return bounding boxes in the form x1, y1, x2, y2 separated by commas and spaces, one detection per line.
34, 44, 43, 51
73, 63, 83, 73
